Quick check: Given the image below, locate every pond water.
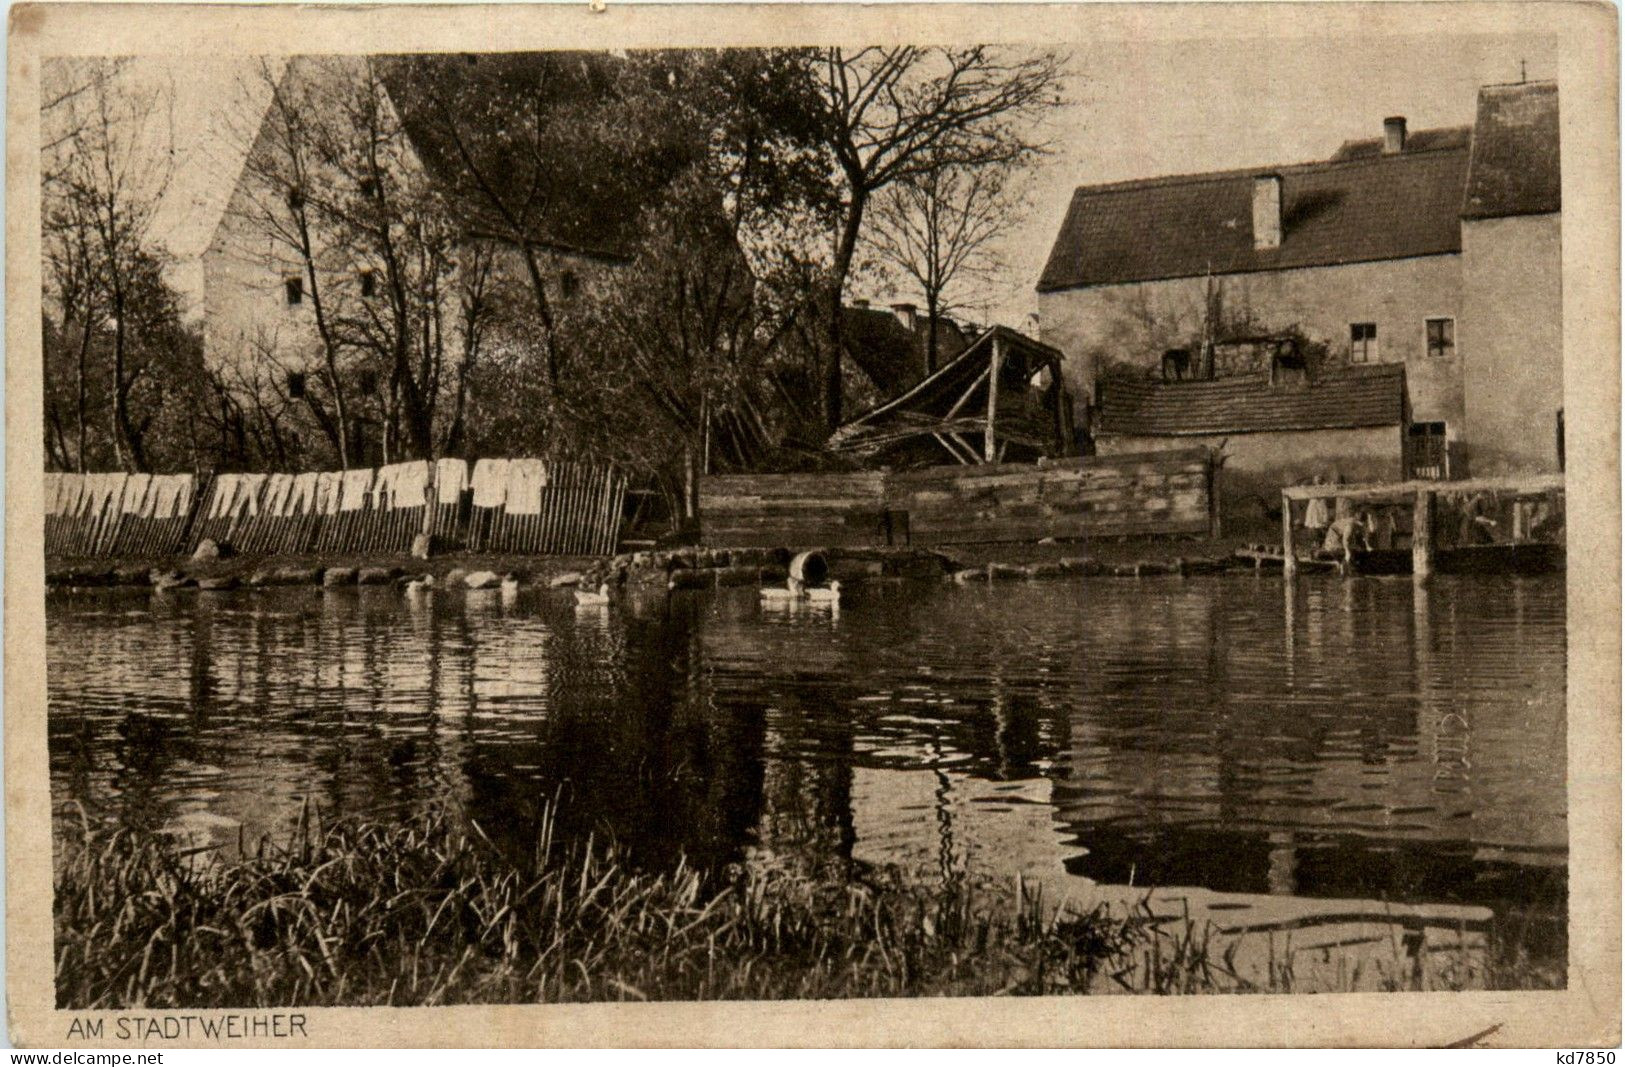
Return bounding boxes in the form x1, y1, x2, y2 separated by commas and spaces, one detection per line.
47, 573, 1567, 984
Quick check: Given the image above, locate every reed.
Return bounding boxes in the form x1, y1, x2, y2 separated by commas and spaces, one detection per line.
52, 803, 1560, 1009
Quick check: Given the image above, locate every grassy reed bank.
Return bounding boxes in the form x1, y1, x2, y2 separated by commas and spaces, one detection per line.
54, 805, 1556, 1008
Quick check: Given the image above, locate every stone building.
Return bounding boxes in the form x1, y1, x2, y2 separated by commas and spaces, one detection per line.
1037, 80, 1561, 481
200, 56, 622, 465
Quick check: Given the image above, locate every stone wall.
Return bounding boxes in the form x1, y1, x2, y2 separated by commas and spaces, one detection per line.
1095, 426, 1404, 531
1461, 213, 1564, 474
1036, 254, 1464, 432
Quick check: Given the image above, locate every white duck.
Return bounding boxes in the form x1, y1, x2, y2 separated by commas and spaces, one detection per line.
574, 582, 611, 607
500, 574, 521, 595
759, 576, 806, 603
803, 580, 841, 606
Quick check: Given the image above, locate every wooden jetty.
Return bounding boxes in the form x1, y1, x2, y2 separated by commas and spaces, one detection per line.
1278, 473, 1565, 579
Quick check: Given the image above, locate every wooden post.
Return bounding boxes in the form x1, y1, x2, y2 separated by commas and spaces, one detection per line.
984, 334, 1004, 463
1281, 490, 1297, 579
1412, 488, 1434, 580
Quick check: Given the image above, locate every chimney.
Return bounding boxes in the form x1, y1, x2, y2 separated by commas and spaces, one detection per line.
1383, 116, 1407, 154
891, 302, 917, 333
1251, 175, 1282, 251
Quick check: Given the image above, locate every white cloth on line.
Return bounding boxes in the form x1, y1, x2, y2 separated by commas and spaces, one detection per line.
147, 475, 181, 520
207, 475, 240, 520
262, 474, 295, 518
237, 474, 268, 517
287, 472, 318, 515
315, 471, 342, 514
121, 473, 153, 516
88, 473, 127, 520
435, 458, 467, 505
392, 461, 429, 509
471, 458, 510, 509
340, 468, 373, 512
504, 458, 548, 516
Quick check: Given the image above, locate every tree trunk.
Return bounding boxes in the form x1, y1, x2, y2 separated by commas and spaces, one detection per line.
826, 187, 870, 431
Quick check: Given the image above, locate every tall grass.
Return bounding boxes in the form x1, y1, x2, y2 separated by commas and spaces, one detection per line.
54, 803, 1558, 1009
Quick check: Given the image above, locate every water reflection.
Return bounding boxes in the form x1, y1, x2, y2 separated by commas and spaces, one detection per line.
48, 574, 1566, 974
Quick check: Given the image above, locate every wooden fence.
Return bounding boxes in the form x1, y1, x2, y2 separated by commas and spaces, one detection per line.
43, 456, 627, 560
467, 458, 628, 556
699, 448, 1217, 548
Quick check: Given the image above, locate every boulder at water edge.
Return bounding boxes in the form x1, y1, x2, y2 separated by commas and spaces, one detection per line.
324, 567, 358, 586
357, 567, 399, 585
464, 570, 501, 589
191, 539, 223, 562
549, 571, 585, 588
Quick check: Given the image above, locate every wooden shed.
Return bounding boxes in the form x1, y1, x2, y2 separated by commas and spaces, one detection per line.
825, 325, 1075, 468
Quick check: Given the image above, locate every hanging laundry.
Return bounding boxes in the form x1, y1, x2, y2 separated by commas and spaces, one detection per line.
121, 473, 153, 516
315, 471, 342, 515
435, 458, 468, 505
371, 464, 398, 510
340, 468, 374, 512
392, 461, 429, 510
288, 472, 318, 516
237, 474, 268, 517
471, 458, 510, 509
504, 458, 548, 516
261, 474, 296, 518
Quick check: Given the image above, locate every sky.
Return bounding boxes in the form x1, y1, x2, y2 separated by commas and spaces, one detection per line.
100, 32, 1556, 325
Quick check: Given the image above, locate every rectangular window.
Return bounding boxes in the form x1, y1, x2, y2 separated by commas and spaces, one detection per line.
1350, 322, 1377, 363
1408, 421, 1448, 480
1426, 317, 1455, 359
359, 269, 377, 298
359, 178, 379, 198
285, 371, 306, 399
560, 270, 580, 299
284, 276, 303, 306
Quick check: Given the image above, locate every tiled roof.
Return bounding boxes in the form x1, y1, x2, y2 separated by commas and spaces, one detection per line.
1095, 362, 1407, 436
1038, 144, 1471, 291
1330, 125, 1471, 160
1463, 81, 1560, 220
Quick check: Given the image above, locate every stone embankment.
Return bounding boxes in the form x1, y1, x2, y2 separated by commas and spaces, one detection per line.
47, 538, 1260, 594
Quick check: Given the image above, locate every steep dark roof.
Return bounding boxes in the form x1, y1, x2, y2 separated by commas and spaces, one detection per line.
842, 306, 969, 399
1039, 143, 1471, 292
1330, 125, 1471, 160
1096, 362, 1406, 436
842, 306, 923, 398
1463, 81, 1560, 220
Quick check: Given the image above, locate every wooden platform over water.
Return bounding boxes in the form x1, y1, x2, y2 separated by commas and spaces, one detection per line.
1278, 473, 1565, 579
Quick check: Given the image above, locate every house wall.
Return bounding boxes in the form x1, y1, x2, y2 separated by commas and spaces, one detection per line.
1037, 254, 1464, 432
1460, 213, 1563, 474
1095, 425, 1404, 531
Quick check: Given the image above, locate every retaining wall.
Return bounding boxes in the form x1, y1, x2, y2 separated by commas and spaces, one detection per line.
699, 448, 1217, 548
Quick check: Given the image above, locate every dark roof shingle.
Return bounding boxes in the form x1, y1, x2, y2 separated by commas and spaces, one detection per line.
1462, 81, 1560, 220
1096, 362, 1407, 436
1038, 144, 1471, 292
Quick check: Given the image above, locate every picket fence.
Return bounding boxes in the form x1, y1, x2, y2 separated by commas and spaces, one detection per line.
43, 457, 628, 560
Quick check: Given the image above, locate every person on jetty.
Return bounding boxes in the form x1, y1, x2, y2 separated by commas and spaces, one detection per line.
1302, 474, 1331, 541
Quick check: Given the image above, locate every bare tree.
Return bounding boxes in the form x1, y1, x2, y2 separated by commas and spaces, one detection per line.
42, 58, 195, 473
864, 156, 1023, 373
231, 57, 492, 467
816, 46, 1066, 427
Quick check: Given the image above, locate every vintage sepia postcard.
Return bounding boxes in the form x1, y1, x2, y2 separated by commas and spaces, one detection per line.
6, 0, 1620, 1049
